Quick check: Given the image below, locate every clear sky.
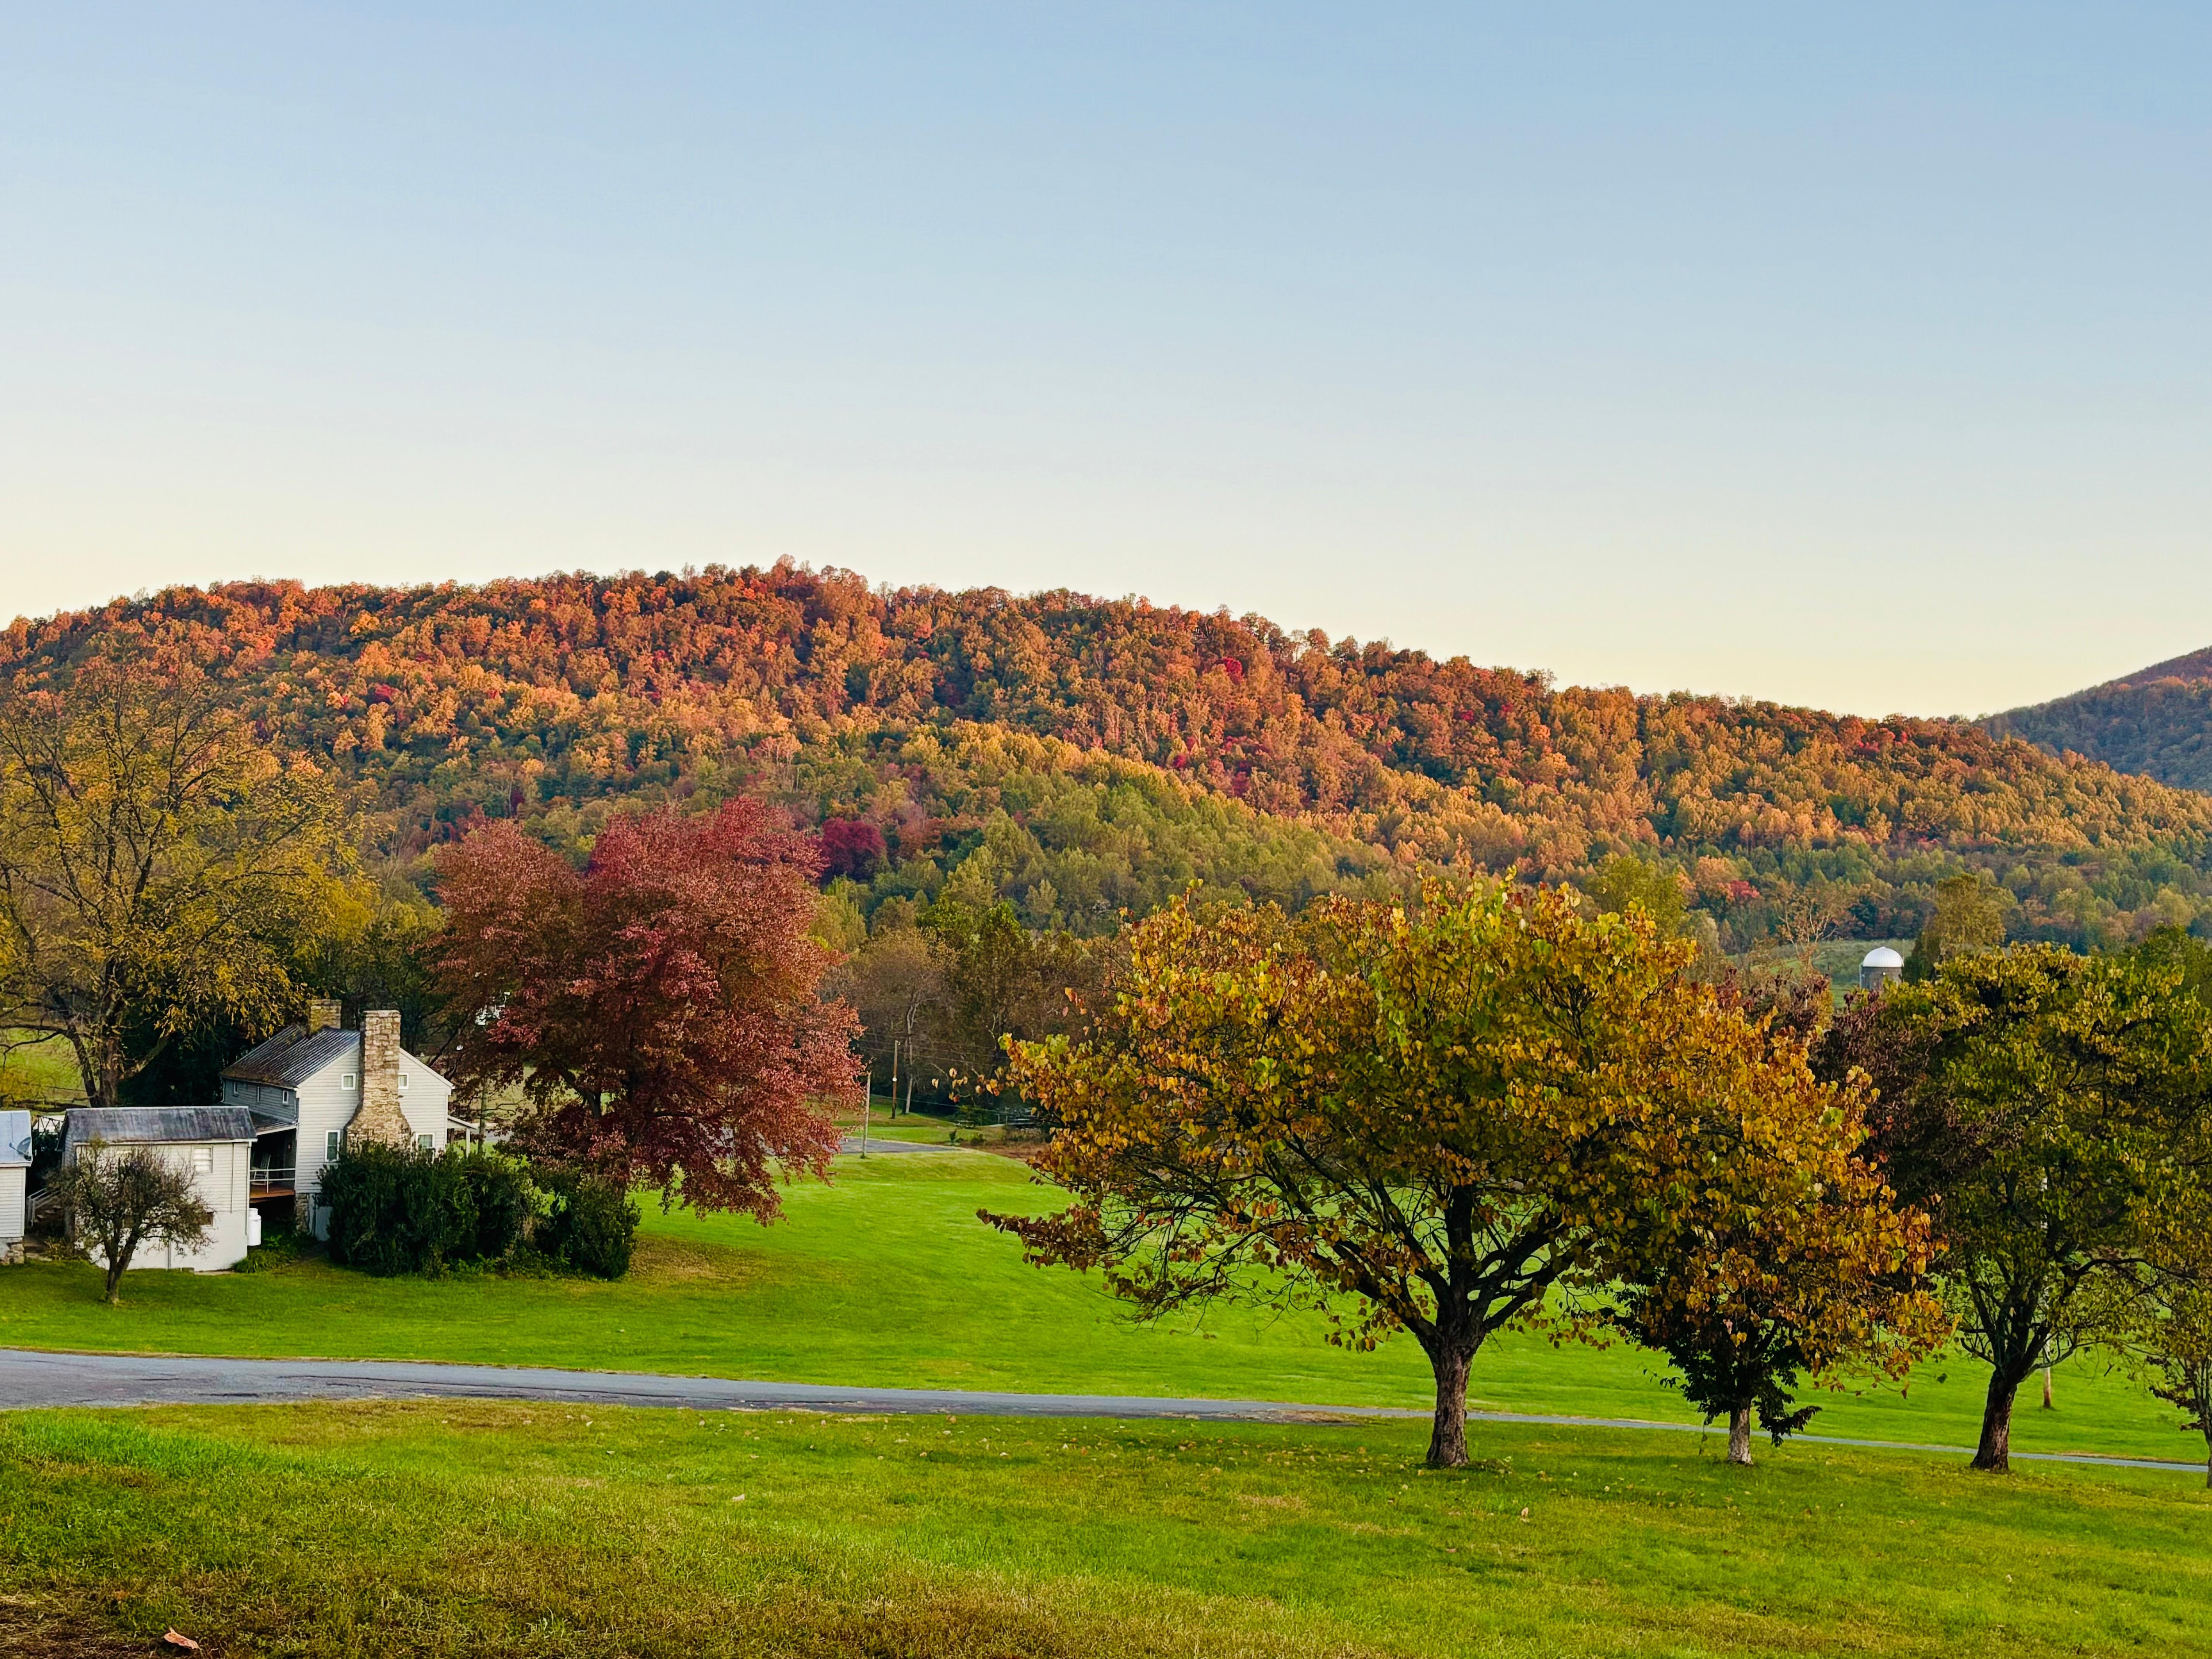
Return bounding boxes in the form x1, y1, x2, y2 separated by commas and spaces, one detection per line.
4, 5, 2207, 717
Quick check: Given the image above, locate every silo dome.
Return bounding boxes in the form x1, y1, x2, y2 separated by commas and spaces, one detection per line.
1859, 945, 1905, 991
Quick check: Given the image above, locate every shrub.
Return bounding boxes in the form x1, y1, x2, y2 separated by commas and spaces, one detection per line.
535, 1167, 639, 1279
322, 1142, 542, 1276
234, 1224, 309, 1274
322, 1143, 465, 1276
450, 1144, 544, 1262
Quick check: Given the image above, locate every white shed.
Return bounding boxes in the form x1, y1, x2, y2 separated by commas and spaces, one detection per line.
61, 1106, 256, 1272
0, 1108, 31, 1263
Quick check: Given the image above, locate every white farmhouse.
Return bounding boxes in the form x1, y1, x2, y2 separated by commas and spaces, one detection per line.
59, 1106, 257, 1271
37, 1003, 454, 1273
1, 1108, 31, 1263
220, 1000, 453, 1238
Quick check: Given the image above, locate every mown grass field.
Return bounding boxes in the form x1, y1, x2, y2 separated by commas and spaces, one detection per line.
4, 1398, 2208, 1659
2, 1150, 2200, 1468
0, 1029, 83, 1107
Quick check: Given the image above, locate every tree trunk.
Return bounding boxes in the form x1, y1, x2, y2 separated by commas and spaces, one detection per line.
2040, 1366, 2054, 1409
1427, 1345, 1473, 1468
1973, 1370, 2019, 1472
102, 1250, 127, 1303
1727, 1407, 1753, 1467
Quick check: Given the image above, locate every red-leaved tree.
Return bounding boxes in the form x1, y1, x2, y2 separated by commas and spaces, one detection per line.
435, 803, 858, 1217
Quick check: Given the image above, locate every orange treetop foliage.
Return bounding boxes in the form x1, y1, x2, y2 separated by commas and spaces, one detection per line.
8, 565, 2212, 945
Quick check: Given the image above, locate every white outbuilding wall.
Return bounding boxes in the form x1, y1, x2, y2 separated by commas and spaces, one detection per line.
71, 1137, 253, 1273
0, 1167, 24, 1254
2, 1110, 34, 1259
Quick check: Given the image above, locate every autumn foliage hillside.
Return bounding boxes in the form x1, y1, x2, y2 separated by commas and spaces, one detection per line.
1990, 647, 2212, 795
7, 565, 2212, 949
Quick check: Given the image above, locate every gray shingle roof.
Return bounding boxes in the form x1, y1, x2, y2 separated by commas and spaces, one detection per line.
221, 1027, 360, 1088
65, 1107, 255, 1146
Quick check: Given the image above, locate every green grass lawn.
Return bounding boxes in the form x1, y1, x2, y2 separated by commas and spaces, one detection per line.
3, 1150, 2202, 1467
4, 1398, 2208, 1658
1, 1027, 83, 1106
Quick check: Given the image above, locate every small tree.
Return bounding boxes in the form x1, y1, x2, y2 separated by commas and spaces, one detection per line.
838, 921, 952, 1112
47, 1139, 215, 1302
1582, 855, 1692, 937
2141, 1280, 2212, 1488
1818, 945, 2212, 1471
1619, 1168, 1948, 1465
998, 884, 1897, 1468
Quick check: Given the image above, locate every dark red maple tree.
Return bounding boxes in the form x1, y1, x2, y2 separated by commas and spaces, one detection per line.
816, 817, 887, 882
435, 802, 858, 1217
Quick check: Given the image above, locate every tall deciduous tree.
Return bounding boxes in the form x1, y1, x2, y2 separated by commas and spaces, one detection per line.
1818, 946, 2212, 1472
997, 884, 1897, 1467
435, 803, 858, 1217
1902, 872, 2008, 982
0, 646, 353, 1106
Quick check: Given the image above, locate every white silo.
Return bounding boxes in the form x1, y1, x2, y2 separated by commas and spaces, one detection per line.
1859, 946, 1905, 992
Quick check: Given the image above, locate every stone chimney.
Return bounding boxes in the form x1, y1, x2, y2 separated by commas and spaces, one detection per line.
307, 998, 343, 1035
349, 1009, 413, 1148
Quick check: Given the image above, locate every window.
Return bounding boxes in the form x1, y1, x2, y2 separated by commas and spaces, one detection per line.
398, 1074, 408, 1094
342, 1072, 356, 1091
417, 1134, 433, 1152
190, 1147, 213, 1174
326, 1131, 341, 1161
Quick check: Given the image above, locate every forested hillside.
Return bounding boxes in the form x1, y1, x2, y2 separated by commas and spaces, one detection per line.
8, 564, 2212, 951
1990, 647, 2212, 794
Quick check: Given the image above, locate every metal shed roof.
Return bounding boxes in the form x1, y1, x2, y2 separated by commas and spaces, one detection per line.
221, 1027, 360, 1088
221, 1023, 305, 1080
64, 1106, 255, 1146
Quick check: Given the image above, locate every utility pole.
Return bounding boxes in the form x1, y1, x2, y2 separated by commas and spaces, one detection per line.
860, 1066, 870, 1158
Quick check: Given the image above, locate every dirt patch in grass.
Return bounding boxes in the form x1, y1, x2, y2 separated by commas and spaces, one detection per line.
0, 1593, 149, 1659
626, 1234, 765, 1285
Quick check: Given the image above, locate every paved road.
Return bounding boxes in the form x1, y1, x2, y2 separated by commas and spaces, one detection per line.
835, 1136, 963, 1155
0, 1348, 1414, 1421
0, 1349, 2197, 1473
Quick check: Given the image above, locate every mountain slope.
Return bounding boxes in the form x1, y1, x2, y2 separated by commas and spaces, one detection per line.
1990, 649, 2212, 792
8, 565, 2212, 950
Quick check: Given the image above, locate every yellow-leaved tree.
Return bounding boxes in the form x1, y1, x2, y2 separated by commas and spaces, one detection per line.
0, 644, 355, 1106
995, 882, 1943, 1467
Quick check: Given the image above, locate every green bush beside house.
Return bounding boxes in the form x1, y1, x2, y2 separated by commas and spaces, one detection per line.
319, 1142, 636, 1279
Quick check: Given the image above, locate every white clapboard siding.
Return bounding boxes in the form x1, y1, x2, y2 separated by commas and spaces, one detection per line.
77, 1140, 252, 1272
399, 1051, 453, 1150
1, 1166, 25, 1242
293, 1047, 364, 1195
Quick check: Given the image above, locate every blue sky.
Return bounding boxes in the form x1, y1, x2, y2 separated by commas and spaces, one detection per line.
4, 4, 2207, 715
